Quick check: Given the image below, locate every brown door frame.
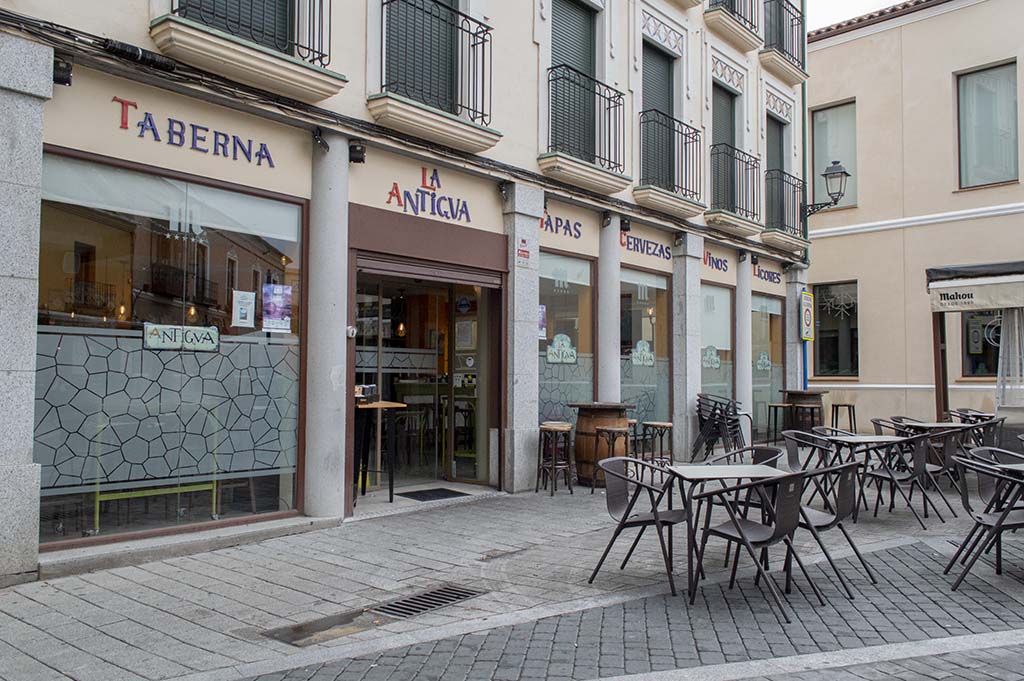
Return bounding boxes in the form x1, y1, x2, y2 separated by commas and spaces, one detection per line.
932, 311, 950, 420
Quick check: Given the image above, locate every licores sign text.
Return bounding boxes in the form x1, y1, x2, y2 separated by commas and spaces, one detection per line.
386, 167, 472, 223
112, 97, 275, 167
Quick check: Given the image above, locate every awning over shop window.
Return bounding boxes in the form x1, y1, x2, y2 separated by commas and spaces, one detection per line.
926, 261, 1024, 312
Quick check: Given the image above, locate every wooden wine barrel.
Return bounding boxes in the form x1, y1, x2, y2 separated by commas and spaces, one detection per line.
570, 402, 634, 487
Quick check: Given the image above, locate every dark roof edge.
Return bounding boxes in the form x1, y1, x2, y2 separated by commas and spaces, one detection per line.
926, 261, 1024, 283
808, 0, 960, 44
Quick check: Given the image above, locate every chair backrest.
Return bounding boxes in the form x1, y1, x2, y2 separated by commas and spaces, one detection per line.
598, 457, 669, 521
934, 429, 964, 471
872, 417, 909, 437
956, 453, 1020, 513
768, 472, 807, 541
812, 426, 853, 437
780, 430, 831, 470
802, 462, 859, 525
980, 417, 1006, 447
969, 446, 1024, 466
906, 433, 932, 478
708, 445, 783, 467
1019, 433, 1024, 453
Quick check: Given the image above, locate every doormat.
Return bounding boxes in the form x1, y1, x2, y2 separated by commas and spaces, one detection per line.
396, 488, 471, 502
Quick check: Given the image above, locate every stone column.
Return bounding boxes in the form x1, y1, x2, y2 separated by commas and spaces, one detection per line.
735, 253, 753, 444
502, 182, 543, 493
0, 34, 51, 587
671, 232, 704, 461
304, 131, 349, 517
597, 215, 621, 403
785, 265, 809, 391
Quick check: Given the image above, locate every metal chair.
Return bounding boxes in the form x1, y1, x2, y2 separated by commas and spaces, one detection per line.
588, 457, 687, 596
780, 430, 834, 473
865, 432, 945, 530
693, 471, 822, 622
706, 445, 784, 467
872, 417, 914, 437
800, 463, 877, 599
945, 455, 1024, 591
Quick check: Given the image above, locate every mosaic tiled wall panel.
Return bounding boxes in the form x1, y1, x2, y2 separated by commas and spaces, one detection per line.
34, 329, 299, 493
539, 354, 595, 425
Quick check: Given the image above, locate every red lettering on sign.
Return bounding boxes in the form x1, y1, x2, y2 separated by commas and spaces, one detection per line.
111, 96, 138, 129
386, 182, 403, 207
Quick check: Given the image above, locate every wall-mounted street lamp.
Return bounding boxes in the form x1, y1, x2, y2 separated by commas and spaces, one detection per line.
804, 160, 851, 218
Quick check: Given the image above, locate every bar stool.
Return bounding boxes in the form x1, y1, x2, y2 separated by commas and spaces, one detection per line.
627, 419, 640, 459
794, 404, 824, 431
831, 403, 857, 433
641, 421, 673, 482
594, 426, 629, 494
767, 403, 792, 444
537, 422, 573, 496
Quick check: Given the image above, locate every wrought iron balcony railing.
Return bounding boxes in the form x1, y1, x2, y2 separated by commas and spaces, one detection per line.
708, 0, 759, 36
764, 0, 805, 69
381, 0, 493, 126
172, 0, 331, 67
150, 263, 221, 305
65, 280, 117, 311
765, 169, 807, 239
639, 109, 702, 203
548, 64, 626, 174
710, 143, 761, 223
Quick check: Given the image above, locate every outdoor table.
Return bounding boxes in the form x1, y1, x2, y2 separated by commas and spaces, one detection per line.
355, 400, 407, 504
903, 421, 962, 430
825, 434, 907, 518
668, 464, 787, 600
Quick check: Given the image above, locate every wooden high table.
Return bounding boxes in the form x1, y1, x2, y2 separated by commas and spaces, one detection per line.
569, 402, 635, 488
354, 400, 407, 504
783, 389, 829, 430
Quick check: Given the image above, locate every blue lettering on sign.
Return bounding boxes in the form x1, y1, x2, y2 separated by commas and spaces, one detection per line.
754, 263, 783, 284
620, 232, 671, 260
385, 167, 472, 223
539, 211, 583, 239
113, 96, 276, 169
703, 250, 730, 272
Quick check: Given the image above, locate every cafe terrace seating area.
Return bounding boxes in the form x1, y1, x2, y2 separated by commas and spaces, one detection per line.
542, 396, 1024, 623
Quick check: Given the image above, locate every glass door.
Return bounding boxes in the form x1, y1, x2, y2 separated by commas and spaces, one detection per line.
751, 294, 784, 441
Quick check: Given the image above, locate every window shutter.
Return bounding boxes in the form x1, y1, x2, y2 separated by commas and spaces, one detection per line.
712, 84, 736, 147
179, 0, 293, 54
766, 115, 785, 171
642, 43, 673, 116
551, 0, 595, 76
385, 0, 458, 114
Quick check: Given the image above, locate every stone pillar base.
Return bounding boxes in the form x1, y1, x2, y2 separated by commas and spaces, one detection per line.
0, 463, 40, 587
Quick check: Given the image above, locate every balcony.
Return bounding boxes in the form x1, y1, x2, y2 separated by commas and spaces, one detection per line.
706, 143, 762, 237
760, 0, 809, 85
705, 0, 762, 53
369, 0, 500, 153
150, 263, 220, 306
150, 0, 346, 102
633, 110, 705, 219
65, 280, 117, 313
763, 169, 809, 254
539, 65, 631, 195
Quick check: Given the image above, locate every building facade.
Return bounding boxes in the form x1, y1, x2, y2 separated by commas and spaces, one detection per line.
0, 0, 810, 585
806, 0, 1020, 426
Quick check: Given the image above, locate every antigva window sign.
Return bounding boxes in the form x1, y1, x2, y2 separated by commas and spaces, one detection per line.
143, 323, 220, 352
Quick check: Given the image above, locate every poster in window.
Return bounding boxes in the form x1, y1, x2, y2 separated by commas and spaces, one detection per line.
262, 284, 293, 333
538, 304, 547, 339
231, 290, 256, 328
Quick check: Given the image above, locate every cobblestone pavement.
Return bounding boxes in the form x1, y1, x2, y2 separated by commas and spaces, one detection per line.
1, 485, 1022, 681
242, 543, 1024, 681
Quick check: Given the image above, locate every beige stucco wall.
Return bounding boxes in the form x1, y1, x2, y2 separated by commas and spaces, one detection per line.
4, 0, 806, 240
806, 0, 1022, 425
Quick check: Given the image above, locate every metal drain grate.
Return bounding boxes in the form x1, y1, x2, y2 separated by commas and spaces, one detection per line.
370, 584, 485, 619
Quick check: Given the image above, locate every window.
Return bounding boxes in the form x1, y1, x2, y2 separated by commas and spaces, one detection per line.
962, 311, 1001, 377
384, 0, 459, 114
812, 102, 857, 207
620, 270, 670, 425
959, 63, 1018, 188
813, 282, 858, 376
35, 154, 303, 542
701, 284, 734, 400
226, 256, 238, 309
177, 0, 293, 54
539, 253, 594, 424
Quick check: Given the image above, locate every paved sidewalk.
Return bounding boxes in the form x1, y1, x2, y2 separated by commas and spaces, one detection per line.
0, 486, 1020, 681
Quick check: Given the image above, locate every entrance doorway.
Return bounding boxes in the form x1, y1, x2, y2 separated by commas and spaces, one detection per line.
355, 274, 497, 487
